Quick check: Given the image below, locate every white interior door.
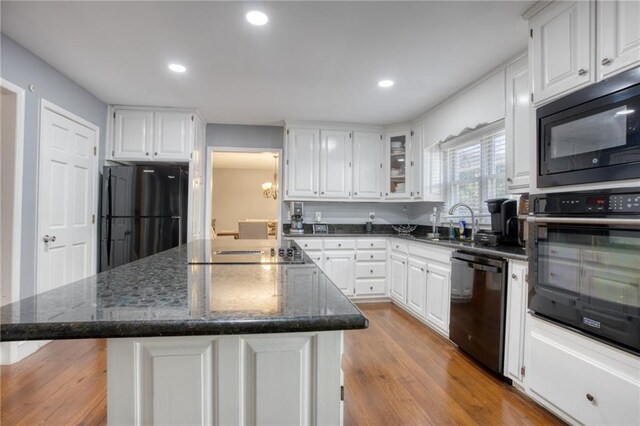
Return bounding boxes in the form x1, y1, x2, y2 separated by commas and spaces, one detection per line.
37, 104, 97, 294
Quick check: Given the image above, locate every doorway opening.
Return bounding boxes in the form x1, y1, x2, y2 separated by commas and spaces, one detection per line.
207, 149, 281, 241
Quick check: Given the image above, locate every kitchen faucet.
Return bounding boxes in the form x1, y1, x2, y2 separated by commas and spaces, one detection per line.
447, 203, 478, 240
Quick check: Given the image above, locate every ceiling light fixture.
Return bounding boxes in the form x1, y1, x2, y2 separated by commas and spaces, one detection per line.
168, 63, 187, 73
378, 80, 394, 88
246, 11, 268, 26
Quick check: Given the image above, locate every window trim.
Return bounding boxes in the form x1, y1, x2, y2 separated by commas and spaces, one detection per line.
441, 120, 507, 224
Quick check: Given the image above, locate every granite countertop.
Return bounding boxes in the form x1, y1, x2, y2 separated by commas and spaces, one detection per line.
283, 231, 528, 261
0, 241, 368, 342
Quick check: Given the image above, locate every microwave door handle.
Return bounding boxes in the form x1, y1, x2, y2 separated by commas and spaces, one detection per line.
527, 217, 640, 226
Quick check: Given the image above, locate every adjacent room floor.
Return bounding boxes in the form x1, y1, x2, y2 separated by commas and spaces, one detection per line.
1, 303, 563, 425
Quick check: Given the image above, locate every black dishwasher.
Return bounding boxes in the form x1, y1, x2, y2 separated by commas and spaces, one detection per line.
449, 251, 507, 375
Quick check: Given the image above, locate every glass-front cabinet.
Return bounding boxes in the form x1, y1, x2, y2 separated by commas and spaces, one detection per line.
386, 131, 411, 199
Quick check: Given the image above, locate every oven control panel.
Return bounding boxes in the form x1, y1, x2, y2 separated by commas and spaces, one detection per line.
534, 190, 640, 214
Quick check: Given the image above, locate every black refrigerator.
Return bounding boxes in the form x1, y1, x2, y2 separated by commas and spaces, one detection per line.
100, 165, 188, 272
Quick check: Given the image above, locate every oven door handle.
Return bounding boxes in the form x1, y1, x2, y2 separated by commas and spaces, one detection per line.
527, 216, 640, 226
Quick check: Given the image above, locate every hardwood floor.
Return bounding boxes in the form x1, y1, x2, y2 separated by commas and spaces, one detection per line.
1, 303, 563, 425
344, 304, 563, 425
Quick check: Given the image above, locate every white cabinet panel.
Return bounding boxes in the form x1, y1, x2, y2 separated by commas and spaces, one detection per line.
355, 279, 386, 296
410, 126, 423, 199
320, 130, 352, 199
407, 256, 427, 318
531, 0, 594, 105
504, 261, 527, 384
113, 110, 153, 160
528, 317, 640, 425
356, 239, 386, 250
352, 131, 383, 200
355, 262, 386, 279
242, 336, 313, 425
286, 128, 320, 199
323, 250, 355, 296
295, 239, 323, 251
505, 56, 531, 194
324, 239, 356, 250
389, 252, 407, 304
598, 0, 640, 79
425, 262, 450, 336
154, 112, 192, 160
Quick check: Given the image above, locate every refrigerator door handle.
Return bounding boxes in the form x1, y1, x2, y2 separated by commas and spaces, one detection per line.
172, 215, 182, 245
106, 169, 113, 265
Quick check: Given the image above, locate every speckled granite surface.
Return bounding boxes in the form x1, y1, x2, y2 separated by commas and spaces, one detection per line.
0, 241, 368, 342
283, 228, 528, 261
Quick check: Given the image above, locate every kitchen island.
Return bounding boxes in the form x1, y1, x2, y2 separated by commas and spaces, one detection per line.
1, 240, 368, 425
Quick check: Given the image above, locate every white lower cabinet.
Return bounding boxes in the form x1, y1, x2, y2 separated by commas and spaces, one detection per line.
424, 262, 450, 336
406, 256, 427, 318
526, 315, 640, 425
389, 252, 408, 303
504, 260, 528, 385
107, 331, 344, 426
323, 250, 355, 296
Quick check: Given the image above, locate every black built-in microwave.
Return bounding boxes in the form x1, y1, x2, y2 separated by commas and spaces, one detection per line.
537, 67, 640, 188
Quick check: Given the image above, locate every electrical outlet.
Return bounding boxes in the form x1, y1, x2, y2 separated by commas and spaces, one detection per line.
315, 211, 322, 222
369, 212, 375, 221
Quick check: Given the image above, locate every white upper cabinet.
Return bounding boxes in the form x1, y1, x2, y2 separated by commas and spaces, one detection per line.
154, 112, 192, 161
110, 108, 195, 162
113, 109, 154, 160
505, 56, 531, 194
530, 0, 594, 105
409, 126, 423, 200
285, 128, 320, 199
385, 130, 411, 200
352, 131, 383, 200
319, 130, 352, 199
598, 0, 640, 80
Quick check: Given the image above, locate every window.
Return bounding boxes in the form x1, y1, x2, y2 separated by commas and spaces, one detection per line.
442, 121, 507, 224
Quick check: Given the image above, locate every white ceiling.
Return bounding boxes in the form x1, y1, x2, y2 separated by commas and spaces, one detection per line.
213, 151, 278, 170
1, 1, 533, 126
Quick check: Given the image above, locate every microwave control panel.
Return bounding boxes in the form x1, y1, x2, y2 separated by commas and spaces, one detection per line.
535, 191, 640, 214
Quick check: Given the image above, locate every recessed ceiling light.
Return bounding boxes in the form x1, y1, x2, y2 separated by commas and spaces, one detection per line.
168, 63, 186, 73
378, 79, 394, 88
246, 11, 268, 26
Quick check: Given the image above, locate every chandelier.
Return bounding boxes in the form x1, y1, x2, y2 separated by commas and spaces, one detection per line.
262, 155, 278, 200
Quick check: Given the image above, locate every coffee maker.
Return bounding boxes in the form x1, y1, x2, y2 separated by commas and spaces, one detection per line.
289, 201, 305, 234
474, 198, 519, 246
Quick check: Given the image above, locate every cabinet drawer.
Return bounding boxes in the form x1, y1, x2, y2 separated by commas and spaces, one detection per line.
356, 251, 386, 262
295, 239, 323, 251
355, 279, 386, 296
389, 240, 408, 253
355, 263, 386, 279
356, 239, 386, 250
528, 317, 640, 425
324, 239, 355, 250
305, 250, 323, 265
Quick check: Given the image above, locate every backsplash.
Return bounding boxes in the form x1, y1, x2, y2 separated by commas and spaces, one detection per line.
282, 201, 445, 225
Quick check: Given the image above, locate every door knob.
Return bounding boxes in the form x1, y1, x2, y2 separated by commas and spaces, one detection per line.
43, 235, 56, 243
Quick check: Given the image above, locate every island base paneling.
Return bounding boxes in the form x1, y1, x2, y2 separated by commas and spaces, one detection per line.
107, 331, 344, 426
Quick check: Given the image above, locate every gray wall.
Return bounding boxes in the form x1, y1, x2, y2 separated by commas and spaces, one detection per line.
206, 123, 283, 149
1, 33, 108, 298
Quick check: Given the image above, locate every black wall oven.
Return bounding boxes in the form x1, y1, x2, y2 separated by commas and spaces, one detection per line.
529, 188, 640, 354
537, 67, 640, 188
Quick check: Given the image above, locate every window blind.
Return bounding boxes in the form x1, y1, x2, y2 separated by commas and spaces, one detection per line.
442, 123, 507, 223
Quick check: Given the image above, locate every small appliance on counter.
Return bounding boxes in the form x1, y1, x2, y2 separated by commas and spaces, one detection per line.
473, 198, 519, 246
289, 201, 305, 234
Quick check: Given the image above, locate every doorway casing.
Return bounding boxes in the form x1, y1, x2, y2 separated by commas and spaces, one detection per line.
205, 146, 283, 241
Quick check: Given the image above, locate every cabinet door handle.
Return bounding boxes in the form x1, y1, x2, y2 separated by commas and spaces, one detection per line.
314, 191, 317, 194
578, 68, 587, 76
154, 152, 158, 156
370, 255, 374, 259
338, 243, 341, 247
507, 177, 513, 183
370, 286, 374, 290
601, 58, 611, 66
354, 192, 358, 195
146, 152, 149, 156
421, 268, 424, 272
511, 273, 517, 280
326, 257, 330, 260
586, 394, 596, 405
321, 191, 325, 195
